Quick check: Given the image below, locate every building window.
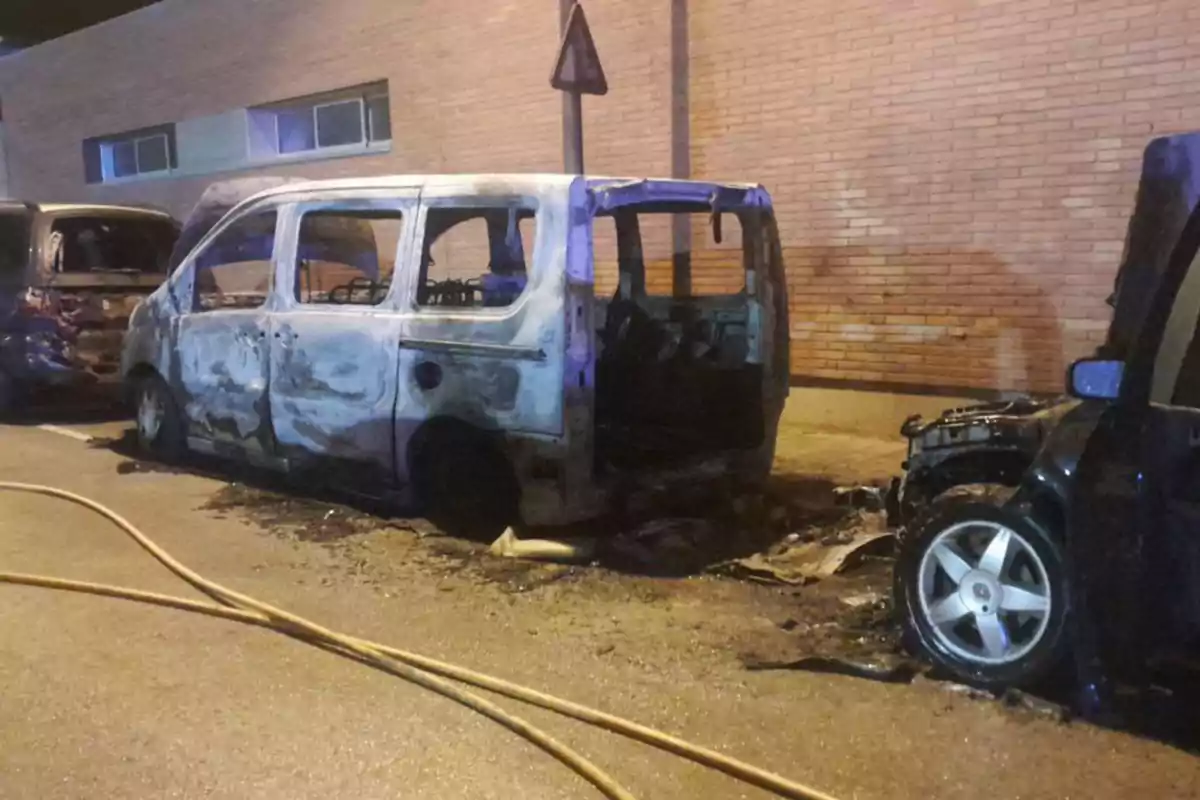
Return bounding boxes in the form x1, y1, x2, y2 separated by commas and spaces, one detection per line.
367, 95, 391, 142
83, 124, 177, 184
314, 99, 364, 148
249, 81, 390, 163
80, 81, 391, 184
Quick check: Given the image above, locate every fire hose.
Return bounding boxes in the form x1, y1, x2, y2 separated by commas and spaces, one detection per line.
0, 481, 840, 800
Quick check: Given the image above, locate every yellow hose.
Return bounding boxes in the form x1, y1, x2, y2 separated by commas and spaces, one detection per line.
0, 482, 840, 800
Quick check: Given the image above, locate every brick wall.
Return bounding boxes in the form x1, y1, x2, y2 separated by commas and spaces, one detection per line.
2, 0, 1199, 393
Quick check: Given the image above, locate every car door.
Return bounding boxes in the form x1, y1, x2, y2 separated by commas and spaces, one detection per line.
391, 185, 565, 477
174, 207, 279, 459
267, 192, 417, 475
1067, 201, 1200, 700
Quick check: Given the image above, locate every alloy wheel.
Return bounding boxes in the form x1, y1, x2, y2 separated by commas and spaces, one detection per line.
137, 385, 165, 444
917, 519, 1052, 666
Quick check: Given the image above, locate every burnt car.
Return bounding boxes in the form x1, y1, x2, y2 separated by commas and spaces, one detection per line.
120, 174, 789, 532
893, 132, 1200, 691
890, 397, 1076, 525
0, 201, 179, 410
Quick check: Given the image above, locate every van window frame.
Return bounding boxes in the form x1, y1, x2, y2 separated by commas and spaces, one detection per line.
406, 194, 542, 320
275, 196, 414, 313
169, 198, 283, 315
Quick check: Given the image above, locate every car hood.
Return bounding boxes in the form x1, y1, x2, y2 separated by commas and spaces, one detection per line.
900, 396, 1074, 440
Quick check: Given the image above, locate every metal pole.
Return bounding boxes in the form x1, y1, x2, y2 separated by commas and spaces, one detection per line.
670, 0, 691, 296
566, 92, 584, 175
560, 0, 584, 174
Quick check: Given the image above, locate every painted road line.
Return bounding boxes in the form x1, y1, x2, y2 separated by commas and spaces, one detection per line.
36, 424, 95, 443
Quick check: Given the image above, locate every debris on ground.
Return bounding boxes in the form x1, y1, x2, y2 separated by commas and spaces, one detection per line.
742, 653, 922, 684
709, 552, 817, 586
706, 509, 893, 585
839, 590, 884, 608
914, 675, 1073, 723
1000, 688, 1073, 723
489, 527, 597, 563
602, 517, 721, 575
833, 484, 886, 512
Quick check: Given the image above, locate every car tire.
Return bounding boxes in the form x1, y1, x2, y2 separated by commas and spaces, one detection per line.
410, 424, 518, 540
894, 484, 1070, 691
133, 374, 184, 462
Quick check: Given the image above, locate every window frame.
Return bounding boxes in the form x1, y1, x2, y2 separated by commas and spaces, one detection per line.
313, 97, 366, 150
409, 196, 541, 318
366, 92, 391, 143
287, 199, 409, 310
134, 133, 171, 174
183, 206, 280, 314
274, 106, 317, 155
253, 83, 390, 164
100, 131, 172, 181
47, 213, 176, 276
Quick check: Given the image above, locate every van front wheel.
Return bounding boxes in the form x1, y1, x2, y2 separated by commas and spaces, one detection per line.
134, 374, 184, 462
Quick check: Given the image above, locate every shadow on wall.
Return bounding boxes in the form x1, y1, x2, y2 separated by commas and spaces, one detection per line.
788, 245, 1068, 395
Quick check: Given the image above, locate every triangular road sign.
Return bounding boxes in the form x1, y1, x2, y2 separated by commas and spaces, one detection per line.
550, 3, 608, 96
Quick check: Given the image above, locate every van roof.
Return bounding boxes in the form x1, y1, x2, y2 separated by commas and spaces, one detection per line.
238, 174, 765, 203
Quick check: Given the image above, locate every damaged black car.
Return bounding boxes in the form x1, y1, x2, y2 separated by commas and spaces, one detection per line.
892, 132, 1200, 694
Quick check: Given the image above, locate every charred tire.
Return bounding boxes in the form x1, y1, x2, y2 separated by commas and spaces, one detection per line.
409, 424, 518, 540
894, 484, 1069, 691
133, 374, 184, 462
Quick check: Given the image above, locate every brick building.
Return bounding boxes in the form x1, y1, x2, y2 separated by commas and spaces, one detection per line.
0, 0, 1197, 396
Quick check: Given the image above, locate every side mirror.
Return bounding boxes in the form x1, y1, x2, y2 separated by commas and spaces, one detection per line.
1069, 358, 1124, 400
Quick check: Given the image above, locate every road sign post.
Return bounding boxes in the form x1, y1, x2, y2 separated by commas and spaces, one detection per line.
552, 2, 607, 175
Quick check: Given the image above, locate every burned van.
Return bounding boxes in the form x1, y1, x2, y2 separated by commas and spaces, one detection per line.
121, 175, 788, 530
0, 201, 178, 410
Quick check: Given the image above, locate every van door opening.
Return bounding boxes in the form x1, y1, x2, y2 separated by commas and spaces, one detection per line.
591, 201, 780, 470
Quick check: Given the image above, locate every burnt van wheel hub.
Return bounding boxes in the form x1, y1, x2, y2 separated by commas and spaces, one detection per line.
137, 386, 165, 443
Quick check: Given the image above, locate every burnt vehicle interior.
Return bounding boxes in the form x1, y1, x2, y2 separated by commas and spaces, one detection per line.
48, 215, 176, 275
592, 203, 774, 469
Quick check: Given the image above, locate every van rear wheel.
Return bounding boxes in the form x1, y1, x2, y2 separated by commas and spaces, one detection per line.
410, 424, 518, 540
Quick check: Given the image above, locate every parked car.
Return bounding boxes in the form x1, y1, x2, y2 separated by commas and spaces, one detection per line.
120, 174, 789, 532
893, 132, 1200, 694
0, 201, 179, 411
